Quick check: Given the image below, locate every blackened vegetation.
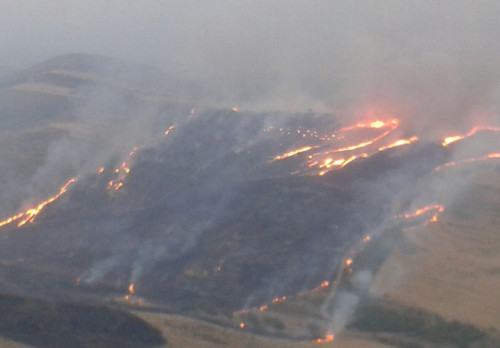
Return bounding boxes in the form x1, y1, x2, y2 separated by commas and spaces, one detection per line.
0, 294, 165, 348
0, 109, 451, 314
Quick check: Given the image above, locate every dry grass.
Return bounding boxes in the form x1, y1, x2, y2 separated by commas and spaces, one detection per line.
372, 170, 500, 331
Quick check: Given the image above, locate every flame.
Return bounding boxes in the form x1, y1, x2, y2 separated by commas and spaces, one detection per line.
274, 146, 318, 161
442, 135, 464, 146
315, 334, 334, 343
129, 283, 135, 294
399, 204, 445, 224
328, 129, 393, 153
122, 162, 130, 174
232, 107, 240, 112
129, 147, 138, 157
239, 322, 245, 328
442, 126, 500, 146
336, 118, 398, 133
378, 136, 419, 151
259, 305, 268, 312
435, 153, 500, 171
164, 125, 175, 136
363, 235, 371, 242
271, 296, 287, 304
345, 258, 353, 266
299, 117, 412, 176
97, 167, 104, 175
0, 178, 77, 229
403, 205, 444, 219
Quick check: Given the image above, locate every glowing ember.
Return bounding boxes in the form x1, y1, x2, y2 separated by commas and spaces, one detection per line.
315, 334, 334, 343
129, 283, 135, 294
239, 322, 245, 329
345, 258, 353, 266
0, 178, 78, 229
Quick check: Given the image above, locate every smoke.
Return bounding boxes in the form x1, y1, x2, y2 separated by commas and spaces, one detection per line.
2, 1, 499, 124
328, 270, 373, 335
1, 1, 500, 339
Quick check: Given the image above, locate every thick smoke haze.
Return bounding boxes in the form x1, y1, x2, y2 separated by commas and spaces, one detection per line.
2, 1, 500, 128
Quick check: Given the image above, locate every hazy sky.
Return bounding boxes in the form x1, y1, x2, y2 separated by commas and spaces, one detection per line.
1, 1, 498, 70
2, 1, 500, 121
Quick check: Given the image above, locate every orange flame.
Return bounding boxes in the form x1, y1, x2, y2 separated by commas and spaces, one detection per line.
378, 136, 419, 151
122, 162, 130, 174
403, 205, 444, 219
442, 126, 500, 147
442, 135, 464, 147
0, 178, 78, 229
315, 334, 334, 343
274, 146, 318, 161
435, 153, 500, 171
129, 283, 135, 294
164, 125, 175, 136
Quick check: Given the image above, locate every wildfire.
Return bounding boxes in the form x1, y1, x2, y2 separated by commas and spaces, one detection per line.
129, 283, 135, 294
164, 125, 175, 136
271, 296, 287, 304
378, 136, 419, 151
239, 322, 245, 329
435, 153, 500, 171
399, 204, 445, 224
122, 162, 130, 173
97, 167, 104, 175
345, 258, 353, 267
442, 126, 500, 147
327, 129, 393, 153
442, 135, 464, 147
274, 146, 318, 161
232, 107, 240, 112
107, 147, 139, 191
336, 119, 398, 133
273, 116, 421, 176
0, 178, 77, 229
363, 235, 371, 242
315, 334, 334, 344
